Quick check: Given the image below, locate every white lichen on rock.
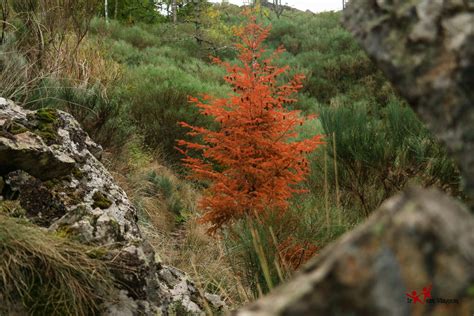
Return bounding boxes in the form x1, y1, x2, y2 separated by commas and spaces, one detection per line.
0, 99, 225, 315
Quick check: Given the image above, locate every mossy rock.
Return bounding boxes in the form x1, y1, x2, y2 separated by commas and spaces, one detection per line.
109, 219, 120, 234
6, 121, 28, 135
92, 191, 112, 209
55, 225, 76, 239
35, 108, 58, 124
65, 188, 87, 206
72, 167, 85, 179
26, 108, 61, 145
43, 178, 61, 189
86, 246, 109, 260
168, 301, 195, 316
466, 284, 474, 297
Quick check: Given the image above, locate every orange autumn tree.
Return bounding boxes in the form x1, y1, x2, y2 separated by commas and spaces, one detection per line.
178, 14, 323, 234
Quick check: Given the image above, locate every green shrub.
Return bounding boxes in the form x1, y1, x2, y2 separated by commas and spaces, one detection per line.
90, 19, 161, 49
147, 171, 174, 199
118, 64, 226, 161
86, 19, 232, 159
26, 79, 133, 149
305, 99, 460, 216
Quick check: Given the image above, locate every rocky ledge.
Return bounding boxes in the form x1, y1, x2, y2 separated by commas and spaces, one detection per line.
0, 97, 224, 315
235, 187, 474, 315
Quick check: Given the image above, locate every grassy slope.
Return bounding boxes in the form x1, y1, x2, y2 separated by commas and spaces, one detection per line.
0, 4, 461, 310
87, 7, 459, 306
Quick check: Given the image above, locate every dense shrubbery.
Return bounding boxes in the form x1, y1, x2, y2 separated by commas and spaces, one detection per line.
214, 9, 460, 297
262, 11, 460, 216
86, 18, 232, 158
312, 100, 459, 215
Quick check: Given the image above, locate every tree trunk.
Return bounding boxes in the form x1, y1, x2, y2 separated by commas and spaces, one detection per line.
172, 0, 177, 24
104, 0, 108, 23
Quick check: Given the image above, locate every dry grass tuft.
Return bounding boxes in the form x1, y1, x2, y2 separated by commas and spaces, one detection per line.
142, 217, 252, 307
0, 215, 115, 316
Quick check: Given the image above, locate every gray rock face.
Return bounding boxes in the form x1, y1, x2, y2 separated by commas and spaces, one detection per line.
341, 0, 474, 208
0, 98, 223, 315
235, 188, 474, 315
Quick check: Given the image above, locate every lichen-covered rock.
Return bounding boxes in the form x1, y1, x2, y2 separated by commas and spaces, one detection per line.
0, 97, 224, 315
235, 188, 474, 315
341, 0, 474, 208
0, 100, 75, 180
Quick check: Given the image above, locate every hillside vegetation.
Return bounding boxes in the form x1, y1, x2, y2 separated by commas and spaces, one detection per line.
0, 1, 462, 311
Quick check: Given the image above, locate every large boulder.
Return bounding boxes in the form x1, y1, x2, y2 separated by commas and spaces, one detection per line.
235, 188, 474, 315
342, 0, 474, 208
0, 97, 222, 315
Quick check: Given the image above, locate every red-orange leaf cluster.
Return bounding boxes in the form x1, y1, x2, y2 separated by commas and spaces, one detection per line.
178, 14, 323, 233
277, 236, 318, 271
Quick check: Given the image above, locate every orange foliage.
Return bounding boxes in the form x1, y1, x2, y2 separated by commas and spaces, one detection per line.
177, 13, 323, 233
277, 236, 318, 271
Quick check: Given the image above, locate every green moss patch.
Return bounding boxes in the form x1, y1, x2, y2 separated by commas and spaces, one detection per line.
6, 121, 28, 135
35, 108, 60, 144
23, 108, 62, 145
35, 108, 58, 123
72, 167, 85, 179
92, 191, 112, 209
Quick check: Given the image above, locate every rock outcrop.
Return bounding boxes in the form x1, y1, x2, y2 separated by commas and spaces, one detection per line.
0, 97, 222, 315
236, 1, 474, 315
235, 188, 474, 315
342, 0, 474, 208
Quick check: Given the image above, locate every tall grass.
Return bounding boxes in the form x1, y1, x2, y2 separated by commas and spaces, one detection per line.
0, 215, 115, 316
221, 190, 351, 299
104, 143, 246, 307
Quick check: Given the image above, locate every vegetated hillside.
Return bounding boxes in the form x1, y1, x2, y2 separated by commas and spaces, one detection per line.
0, 1, 462, 310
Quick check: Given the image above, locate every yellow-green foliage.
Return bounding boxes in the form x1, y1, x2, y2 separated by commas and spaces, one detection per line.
34, 108, 60, 143
6, 121, 28, 134
0, 200, 26, 217
0, 215, 114, 316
